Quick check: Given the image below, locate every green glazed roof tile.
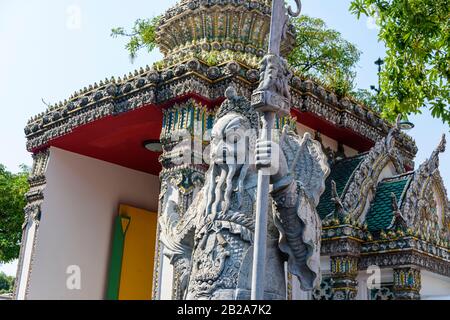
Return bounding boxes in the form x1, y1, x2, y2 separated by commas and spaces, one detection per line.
317, 154, 366, 219
366, 176, 412, 232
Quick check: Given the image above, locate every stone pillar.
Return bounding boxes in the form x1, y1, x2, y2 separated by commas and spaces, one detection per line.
330, 255, 359, 300
322, 225, 364, 300
152, 100, 210, 299
14, 150, 50, 300
393, 267, 421, 300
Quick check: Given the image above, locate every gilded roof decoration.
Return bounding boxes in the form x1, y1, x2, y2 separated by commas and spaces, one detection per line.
156, 0, 295, 63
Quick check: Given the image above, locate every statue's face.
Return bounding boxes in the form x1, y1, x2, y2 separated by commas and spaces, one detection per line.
210, 114, 250, 166
205, 114, 254, 217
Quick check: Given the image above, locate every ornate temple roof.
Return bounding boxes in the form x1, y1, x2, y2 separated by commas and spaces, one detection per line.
23, 0, 417, 164
23, 58, 418, 161
320, 137, 449, 278
156, 0, 295, 66
320, 134, 449, 247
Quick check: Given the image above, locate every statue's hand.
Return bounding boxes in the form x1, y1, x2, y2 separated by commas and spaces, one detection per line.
255, 139, 289, 185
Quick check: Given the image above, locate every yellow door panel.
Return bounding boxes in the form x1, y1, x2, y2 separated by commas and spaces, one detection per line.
118, 204, 157, 300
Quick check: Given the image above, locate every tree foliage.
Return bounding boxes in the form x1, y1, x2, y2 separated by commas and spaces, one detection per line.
352, 88, 382, 113
288, 15, 362, 97
0, 165, 29, 263
0, 272, 14, 294
350, 0, 450, 123
111, 17, 161, 61
113, 15, 362, 99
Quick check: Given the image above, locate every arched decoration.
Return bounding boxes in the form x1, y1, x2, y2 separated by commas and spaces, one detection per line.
338, 116, 405, 221
400, 135, 449, 245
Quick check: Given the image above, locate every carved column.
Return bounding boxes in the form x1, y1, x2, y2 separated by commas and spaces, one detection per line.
330, 255, 359, 300
14, 150, 50, 300
152, 100, 210, 299
321, 223, 365, 300
161, 168, 205, 300
393, 267, 421, 300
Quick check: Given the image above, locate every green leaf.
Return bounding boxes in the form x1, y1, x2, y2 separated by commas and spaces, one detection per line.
288, 15, 361, 96
0, 165, 29, 263
350, 0, 450, 125
111, 16, 161, 62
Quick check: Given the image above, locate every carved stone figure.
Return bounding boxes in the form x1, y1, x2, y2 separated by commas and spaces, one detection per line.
159, 87, 329, 300
256, 55, 292, 102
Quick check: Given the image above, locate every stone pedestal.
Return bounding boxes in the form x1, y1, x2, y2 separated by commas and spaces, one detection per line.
393, 267, 421, 300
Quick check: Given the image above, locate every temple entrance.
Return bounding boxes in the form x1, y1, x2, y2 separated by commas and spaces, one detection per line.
107, 205, 158, 300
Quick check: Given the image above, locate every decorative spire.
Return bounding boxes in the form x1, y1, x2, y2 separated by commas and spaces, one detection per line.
423, 134, 446, 174
156, 0, 296, 63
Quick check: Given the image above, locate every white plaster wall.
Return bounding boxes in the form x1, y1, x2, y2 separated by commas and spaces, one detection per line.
357, 268, 393, 300
421, 270, 450, 300
357, 272, 369, 300
320, 256, 331, 274
343, 145, 359, 157
296, 123, 315, 138
26, 147, 160, 300
378, 162, 397, 182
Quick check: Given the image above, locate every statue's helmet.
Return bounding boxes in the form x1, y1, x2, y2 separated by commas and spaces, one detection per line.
214, 87, 260, 133
209, 87, 260, 165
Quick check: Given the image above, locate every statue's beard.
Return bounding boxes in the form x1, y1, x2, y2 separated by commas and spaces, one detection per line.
205, 162, 249, 219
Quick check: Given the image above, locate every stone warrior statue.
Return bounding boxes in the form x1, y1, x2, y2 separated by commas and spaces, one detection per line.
159, 87, 330, 300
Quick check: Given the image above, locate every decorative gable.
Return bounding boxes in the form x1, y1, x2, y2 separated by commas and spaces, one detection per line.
317, 117, 406, 223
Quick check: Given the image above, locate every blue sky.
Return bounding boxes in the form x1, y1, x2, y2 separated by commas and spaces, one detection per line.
0, 0, 449, 276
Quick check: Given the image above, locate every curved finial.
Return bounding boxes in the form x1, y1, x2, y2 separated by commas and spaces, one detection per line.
436, 134, 446, 154
288, 0, 302, 17
394, 114, 402, 130
425, 133, 446, 172
385, 114, 402, 149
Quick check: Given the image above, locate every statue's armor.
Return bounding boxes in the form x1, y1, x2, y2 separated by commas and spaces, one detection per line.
186, 183, 286, 300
